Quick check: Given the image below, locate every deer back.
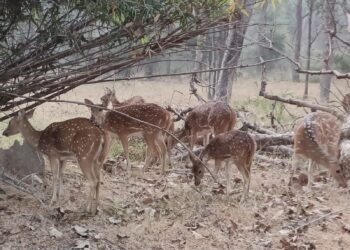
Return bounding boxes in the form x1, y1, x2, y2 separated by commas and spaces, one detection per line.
294, 112, 341, 163
38, 118, 105, 159
103, 103, 170, 134
294, 112, 347, 187
202, 130, 256, 163
185, 101, 236, 134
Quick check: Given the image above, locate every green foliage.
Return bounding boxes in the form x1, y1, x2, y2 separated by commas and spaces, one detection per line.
334, 53, 350, 72
108, 138, 146, 162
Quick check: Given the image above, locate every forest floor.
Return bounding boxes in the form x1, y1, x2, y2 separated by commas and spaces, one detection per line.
1, 78, 350, 249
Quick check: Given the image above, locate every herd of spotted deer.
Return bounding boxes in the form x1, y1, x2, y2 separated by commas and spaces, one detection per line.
2, 88, 350, 215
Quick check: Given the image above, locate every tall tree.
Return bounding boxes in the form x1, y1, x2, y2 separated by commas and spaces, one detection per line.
320, 0, 336, 103
304, 0, 314, 99
215, 0, 254, 102
292, 0, 303, 82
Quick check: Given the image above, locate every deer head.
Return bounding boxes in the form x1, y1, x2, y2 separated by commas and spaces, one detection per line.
3, 109, 35, 137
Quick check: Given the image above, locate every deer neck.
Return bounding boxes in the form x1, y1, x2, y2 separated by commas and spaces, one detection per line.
111, 96, 121, 108
19, 118, 42, 148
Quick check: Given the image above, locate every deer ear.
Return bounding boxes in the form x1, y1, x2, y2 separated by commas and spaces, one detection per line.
18, 110, 26, 118
84, 99, 94, 106
25, 109, 35, 119
188, 152, 196, 163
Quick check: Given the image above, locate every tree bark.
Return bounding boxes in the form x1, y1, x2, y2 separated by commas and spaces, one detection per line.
304, 0, 314, 99
215, 0, 254, 102
292, 0, 303, 82
320, 0, 336, 103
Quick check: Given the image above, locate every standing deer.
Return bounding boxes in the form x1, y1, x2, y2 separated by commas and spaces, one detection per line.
100, 87, 145, 108
2, 110, 108, 215
84, 99, 173, 173
190, 130, 256, 202
291, 112, 347, 189
170, 101, 237, 150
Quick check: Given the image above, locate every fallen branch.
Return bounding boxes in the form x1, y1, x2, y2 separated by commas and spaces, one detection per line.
166, 106, 192, 122
259, 80, 345, 120
261, 145, 293, 157
294, 208, 346, 234
0, 168, 46, 207
189, 73, 207, 103
253, 133, 293, 149
255, 154, 290, 167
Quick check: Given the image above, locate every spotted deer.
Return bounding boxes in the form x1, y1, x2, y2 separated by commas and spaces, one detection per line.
170, 101, 237, 150
100, 87, 145, 108
2, 110, 108, 215
190, 130, 256, 202
292, 112, 347, 188
84, 99, 173, 173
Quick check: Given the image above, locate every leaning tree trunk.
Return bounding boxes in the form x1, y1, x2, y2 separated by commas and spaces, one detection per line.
292, 0, 303, 82
304, 0, 314, 99
320, 0, 336, 103
215, 0, 254, 102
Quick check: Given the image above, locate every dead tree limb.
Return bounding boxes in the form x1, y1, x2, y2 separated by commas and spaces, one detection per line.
189, 73, 207, 103
259, 80, 345, 120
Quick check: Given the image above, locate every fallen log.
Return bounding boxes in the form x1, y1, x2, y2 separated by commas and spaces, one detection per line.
261, 145, 293, 157
253, 133, 293, 149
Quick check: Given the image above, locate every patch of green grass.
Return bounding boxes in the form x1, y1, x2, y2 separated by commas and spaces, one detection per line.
108, 137, 146, 162
233, 93, 297, 128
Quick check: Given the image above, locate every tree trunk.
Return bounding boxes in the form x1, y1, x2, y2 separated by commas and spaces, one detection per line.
256, 1, 268, 76
320, 0, 336, 103
215, 0, 254, 102
292, 0, 303, 82
304, 0, 314, 99
194, 35, 204, 81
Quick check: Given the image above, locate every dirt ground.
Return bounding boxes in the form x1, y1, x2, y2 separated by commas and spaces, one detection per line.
1, 78, 350, 250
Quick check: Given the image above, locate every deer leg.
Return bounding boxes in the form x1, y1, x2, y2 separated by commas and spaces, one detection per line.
214, 159, 222, 178
307, 160, 314, 190
189, 131, 197, 150
225, 161, 230, 197
57, 160, 67, 202
78, 158, 97, 215
49, 157, 60, 206
290, 153, 300, 186
239, 163, 251, 203
144, 134, 157, 172
119, 135, 131, 174
155, 133, 167, 173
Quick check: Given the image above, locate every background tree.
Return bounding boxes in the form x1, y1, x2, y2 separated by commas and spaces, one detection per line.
292, 0, 303, 82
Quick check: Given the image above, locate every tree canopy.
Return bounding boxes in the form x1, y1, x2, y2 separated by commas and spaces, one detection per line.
0, 0, 240, 120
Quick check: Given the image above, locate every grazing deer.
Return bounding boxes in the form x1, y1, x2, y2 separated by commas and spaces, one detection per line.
100, 87, 145, 108
2, 110, 108, 215
84, 99, 173, 173
291, 112, 347, 189
170, 101, 237, 150
190, 130, 256, 202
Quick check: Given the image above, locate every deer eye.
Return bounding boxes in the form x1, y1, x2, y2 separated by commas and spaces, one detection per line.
336, 170, 341, 174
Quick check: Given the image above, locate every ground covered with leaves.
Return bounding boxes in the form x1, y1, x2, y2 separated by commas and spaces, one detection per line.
1, 157, 350, 250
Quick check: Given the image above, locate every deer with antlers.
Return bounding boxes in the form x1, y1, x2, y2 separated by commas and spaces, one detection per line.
101, 87, 145, 108
84, 99, 173, 173
291, 112, 347, 189
169, 101, 237, 150
2, 110, 108, 215
190, 130, 256, 202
